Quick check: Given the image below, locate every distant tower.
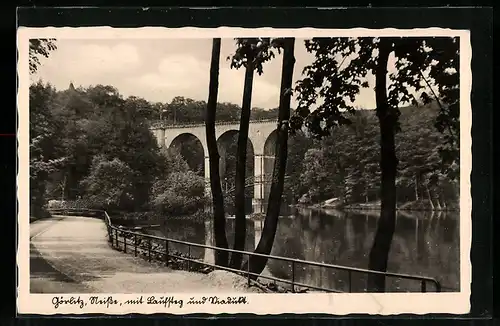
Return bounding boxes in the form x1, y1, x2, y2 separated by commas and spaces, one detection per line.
69, 81, 75, 91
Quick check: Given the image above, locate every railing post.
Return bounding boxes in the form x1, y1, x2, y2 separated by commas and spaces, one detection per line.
115, 230, 118, 249
134, 234, 137, 257
421, 281, 427, 293
148, 239, 151, 262
291, 261, 295, 293
165, 239, 169, 265
188, 245, 191, 270
247, 257, 251, 287
123, 232, 127, 253
435, 281, 441, 292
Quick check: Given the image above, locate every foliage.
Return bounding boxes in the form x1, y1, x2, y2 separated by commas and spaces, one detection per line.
29, 39, 57, 74
150, 170, 207, 215
282, 132, 312, 201
228, 38, 284, 75
34, 83, 164, 209
28, 40, 59, 218
151, 148, 206, 216
158, 95, 278, 125
29, 82, 67, 217
292, 37, 459, 177
30, 87, 67, 179
293, 110, 379, 204
79, 156, 135, 210
158, 147, 190, 176
285, 104, 459, 209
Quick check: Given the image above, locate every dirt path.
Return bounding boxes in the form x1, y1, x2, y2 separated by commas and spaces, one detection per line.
30, 216, 260, 293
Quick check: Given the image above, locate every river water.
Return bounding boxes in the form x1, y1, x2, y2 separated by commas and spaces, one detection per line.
156, 206, 460, 293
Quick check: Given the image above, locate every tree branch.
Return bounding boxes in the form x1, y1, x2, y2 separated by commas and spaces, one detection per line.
418, 68, 454, 139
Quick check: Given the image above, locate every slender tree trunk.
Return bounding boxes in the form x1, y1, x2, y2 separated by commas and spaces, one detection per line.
367, 38, 397, 292
435, 191, 442, 210
414, 175, 419, 201
246, 38, 295, 277
426, 184, 435, 210
230, 62, 254, 269
65, 167, 73, 199
205, 38, 229, 267
60, 175, 66, 202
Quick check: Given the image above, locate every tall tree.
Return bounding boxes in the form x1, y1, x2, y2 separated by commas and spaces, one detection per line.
231, 52, 254, 269
292, 37, 459, 291
228, 38, 282, 269
29, 39, 59, 217
369, 38, 398, 291
246, 38, 296, 276
30, 82, 67, 217
205, 38, 229, 266
228, 39, 256, 268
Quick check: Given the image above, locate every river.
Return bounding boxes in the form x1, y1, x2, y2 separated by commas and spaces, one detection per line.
155, 206, 460, 293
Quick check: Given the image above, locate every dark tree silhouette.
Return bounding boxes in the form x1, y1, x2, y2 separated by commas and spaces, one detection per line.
205, 38, 229, 266
228, 38, 281, 269
246, 38, 296, 276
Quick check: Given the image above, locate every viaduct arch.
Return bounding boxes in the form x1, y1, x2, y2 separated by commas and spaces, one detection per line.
150, 119, 278, 210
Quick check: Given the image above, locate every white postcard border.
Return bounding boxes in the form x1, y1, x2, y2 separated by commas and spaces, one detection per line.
17, 27, 472, 315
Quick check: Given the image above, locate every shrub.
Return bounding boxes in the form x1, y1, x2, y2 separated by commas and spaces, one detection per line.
151, 170, 207, 216
80, 156, 136, 211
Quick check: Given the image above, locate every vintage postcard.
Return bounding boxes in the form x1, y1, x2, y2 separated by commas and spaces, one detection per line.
18, 26, 472, 315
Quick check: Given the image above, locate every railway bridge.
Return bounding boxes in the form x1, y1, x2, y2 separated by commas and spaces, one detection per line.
150, 119, 280, 210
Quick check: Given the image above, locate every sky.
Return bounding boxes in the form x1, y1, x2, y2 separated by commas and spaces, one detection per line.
32, 38, 380, 110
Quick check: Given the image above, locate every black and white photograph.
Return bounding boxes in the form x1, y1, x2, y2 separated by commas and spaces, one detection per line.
18, 27, 471, 315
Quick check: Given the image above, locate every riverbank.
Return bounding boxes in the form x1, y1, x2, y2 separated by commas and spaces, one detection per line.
297, 199, 459, 212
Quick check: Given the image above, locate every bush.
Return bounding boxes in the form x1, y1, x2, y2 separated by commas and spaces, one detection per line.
80, 156, 136, 211
151, 170, 208, 216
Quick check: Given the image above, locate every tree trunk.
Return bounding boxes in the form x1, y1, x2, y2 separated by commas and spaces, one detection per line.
367, 38, 397, 292
435, 192, 442, 210
205, 38, 229, 267
230, 62, 254, 269
60, 176, 66, 202
426, 184, 435, 210
246, 38, 295, 277
414, 175, 419, 201
65, 167, 73, 199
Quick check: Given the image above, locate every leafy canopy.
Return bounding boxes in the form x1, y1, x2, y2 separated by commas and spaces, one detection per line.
292, 37, 459, 177
228, 37, 285, 74
29, 39, 57, 74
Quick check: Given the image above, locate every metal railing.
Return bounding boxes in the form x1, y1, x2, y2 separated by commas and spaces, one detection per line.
48, 208, 442, 293
149, 118, 276, 130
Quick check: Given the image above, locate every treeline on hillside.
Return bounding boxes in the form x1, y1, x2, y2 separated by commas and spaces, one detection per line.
29, 82, 278, 219
283, 102, 460, 211
155, 95, 279, 123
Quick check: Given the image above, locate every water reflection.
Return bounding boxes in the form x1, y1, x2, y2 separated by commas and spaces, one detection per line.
157, 207, 460, 292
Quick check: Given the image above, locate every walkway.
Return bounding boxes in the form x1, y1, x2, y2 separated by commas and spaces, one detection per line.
30, 215, 261, 294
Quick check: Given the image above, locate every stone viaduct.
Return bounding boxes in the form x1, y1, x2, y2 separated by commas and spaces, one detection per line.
150, 119, 279, 208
